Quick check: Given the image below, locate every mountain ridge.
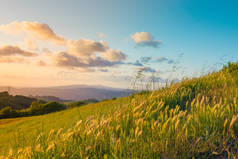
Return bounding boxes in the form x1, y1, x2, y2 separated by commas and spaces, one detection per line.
0, 85, 130, 101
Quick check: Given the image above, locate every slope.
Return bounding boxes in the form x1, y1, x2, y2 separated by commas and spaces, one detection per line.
1, 62, 238, 158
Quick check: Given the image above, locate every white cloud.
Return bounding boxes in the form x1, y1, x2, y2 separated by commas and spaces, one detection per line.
131, 32, 162, 48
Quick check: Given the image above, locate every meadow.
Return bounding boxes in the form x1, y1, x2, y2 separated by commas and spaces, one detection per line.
0, 98, 128, 154
1, 62, 238, 158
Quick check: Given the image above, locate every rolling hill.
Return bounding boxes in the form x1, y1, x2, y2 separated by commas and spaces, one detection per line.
0, 92, 37, 110
0, 85, 129, 101
1, 62, 238, 158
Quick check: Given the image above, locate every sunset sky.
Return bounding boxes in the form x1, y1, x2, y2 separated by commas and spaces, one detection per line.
0, 0, 238, 88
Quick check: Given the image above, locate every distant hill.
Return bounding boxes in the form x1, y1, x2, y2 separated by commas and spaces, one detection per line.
31, 95, 71, 103
0, 85, 130, 101
0, 91, 37, 110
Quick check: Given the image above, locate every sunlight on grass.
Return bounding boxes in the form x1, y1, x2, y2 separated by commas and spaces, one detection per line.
1, 62, 238, 158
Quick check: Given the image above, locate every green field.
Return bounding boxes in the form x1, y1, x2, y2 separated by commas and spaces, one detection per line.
1, 62, 238, 158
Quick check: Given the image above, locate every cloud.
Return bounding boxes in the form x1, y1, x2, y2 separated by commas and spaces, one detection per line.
126, 60, 143, 66
52, 51, 123, 69
0, 21, 65, 45
0, 45, 37, 57
0, 56, 29, 63
155, 57, 174, 64
140, 56, 152, 64
135, 66, 157, 74
36, 60, 47, 66
0, 45, 36, 64
156, 57, 167, 62
24, 39, 38, 50
101, 49, 127, 62
131, 32, 162, 48
52, 52, 81, 68
0, 21, 128, 71
66, 39, 108, 58
96, 32, 106, 39
52, 39, 127, 69
41, 48, 52, 56
141, 67, 157, 73
49, 39, 127, 69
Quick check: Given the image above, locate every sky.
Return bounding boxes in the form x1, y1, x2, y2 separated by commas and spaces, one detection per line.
0, 0, 237, 88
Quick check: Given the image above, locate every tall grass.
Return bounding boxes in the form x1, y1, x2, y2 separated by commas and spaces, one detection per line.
4, 95, 238, 158
2, 62, 238, 158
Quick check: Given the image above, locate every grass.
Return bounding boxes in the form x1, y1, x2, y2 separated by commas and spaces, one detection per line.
0, 98, 128, 154
1, 62, 238, 158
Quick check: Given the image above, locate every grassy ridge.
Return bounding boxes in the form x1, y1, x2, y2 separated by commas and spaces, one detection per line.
1, 62, 238, 158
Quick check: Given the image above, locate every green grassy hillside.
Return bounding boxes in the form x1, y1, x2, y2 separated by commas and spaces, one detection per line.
1, 62, 238, 158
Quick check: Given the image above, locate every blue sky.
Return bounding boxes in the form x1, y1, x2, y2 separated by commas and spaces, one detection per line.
0, 0, 237, 88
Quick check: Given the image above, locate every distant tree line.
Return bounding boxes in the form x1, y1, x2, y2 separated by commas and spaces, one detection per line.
0, 92, 99, 119
0, 92, 36, 110
0, 101, 66, 119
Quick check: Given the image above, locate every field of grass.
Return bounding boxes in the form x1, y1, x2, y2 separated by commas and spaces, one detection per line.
0, 98, 128, 155
1, 62, 238, 158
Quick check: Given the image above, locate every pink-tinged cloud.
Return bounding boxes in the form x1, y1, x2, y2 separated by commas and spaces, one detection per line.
0, 21, 128, 70
51, 39, 127, 68
0, 45, 37, 57
0, 56, 30, 63
0, 21, 66, 45
52, 51, 125, 69
66, 39, 108, 57
101, 49, 127, 62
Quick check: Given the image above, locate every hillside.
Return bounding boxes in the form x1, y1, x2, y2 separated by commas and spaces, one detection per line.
1, 62, 238, 158
0, 92, 37, 110
0, 85, 129, 101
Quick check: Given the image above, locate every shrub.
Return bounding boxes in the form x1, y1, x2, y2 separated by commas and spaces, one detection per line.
112, 97, 117, 100
28, 101, 65, 115
29, 100, 44, 115
41, 101, 65, 113
67, 101, 86, 108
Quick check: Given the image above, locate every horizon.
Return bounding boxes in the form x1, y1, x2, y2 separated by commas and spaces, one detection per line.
0, 84, 127, 89
0, 0, 238, 88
